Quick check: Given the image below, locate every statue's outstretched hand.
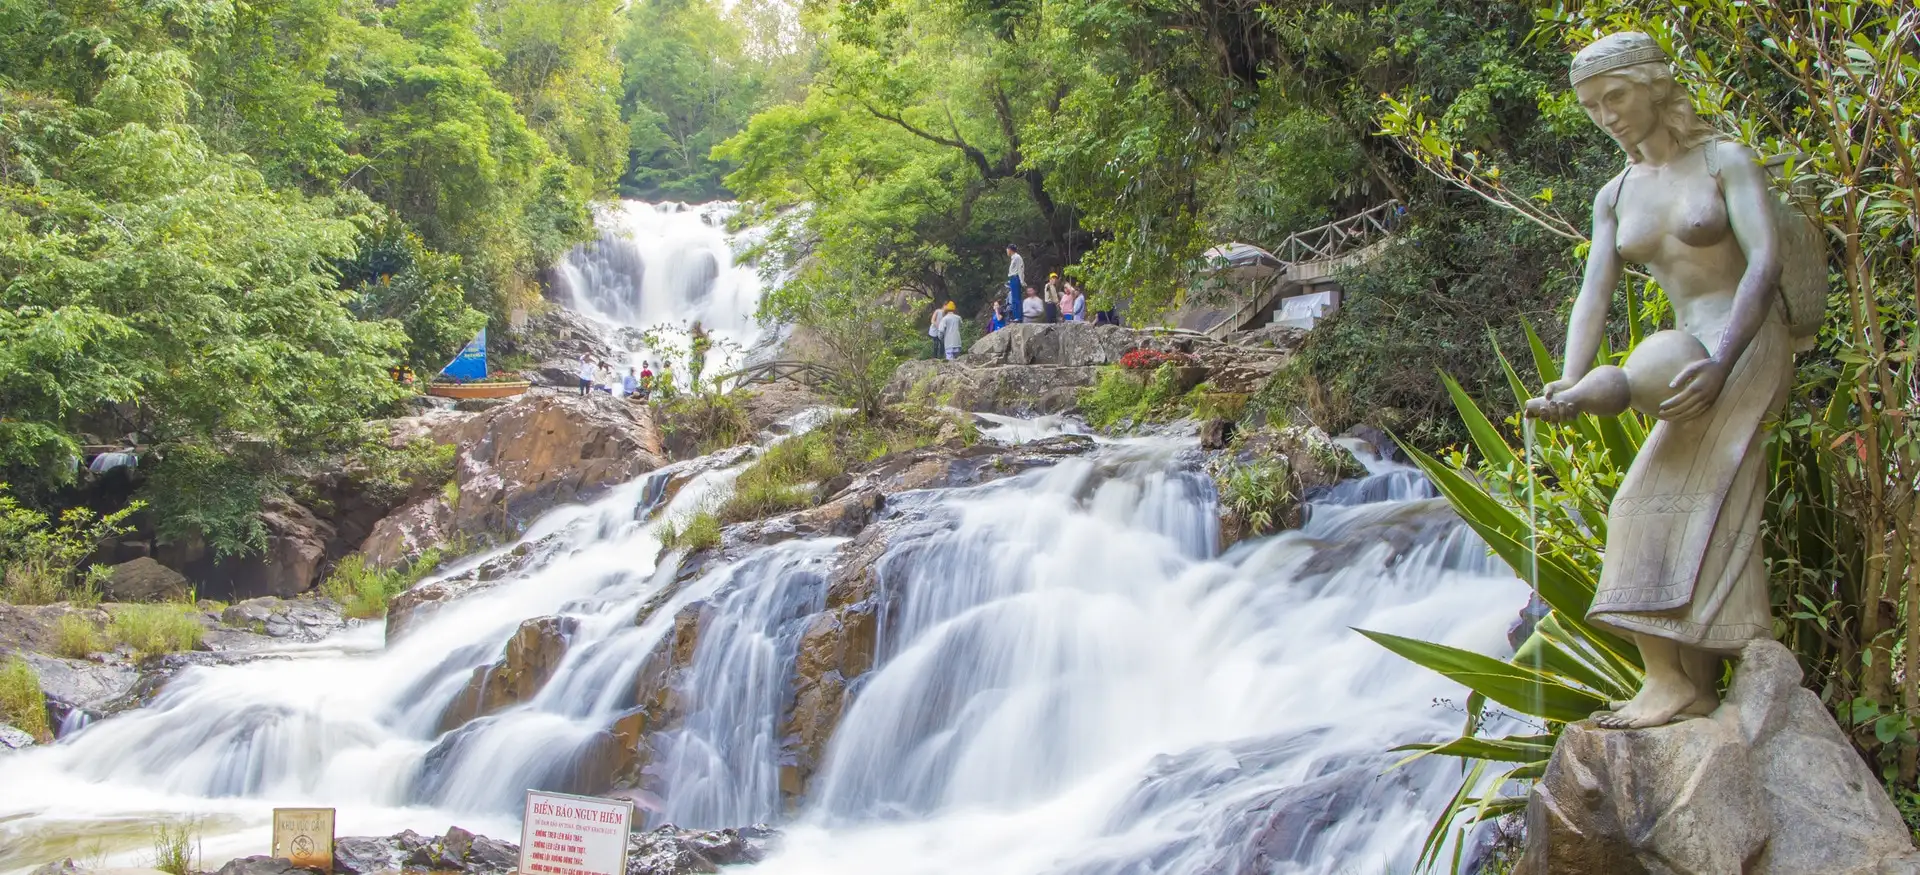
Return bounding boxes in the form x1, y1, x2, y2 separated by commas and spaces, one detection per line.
1660, 359, 1727, 422
1525, 378, 1581, 422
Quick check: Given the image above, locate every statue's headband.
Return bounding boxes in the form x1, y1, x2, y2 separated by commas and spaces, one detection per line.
1570, 33, 1670, 86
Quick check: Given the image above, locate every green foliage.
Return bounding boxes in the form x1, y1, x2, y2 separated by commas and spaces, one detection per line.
617, 0, 808, 200
149, 820, 201, 875
141, 445, 275, 560
0, 484, 142, 605
658, 393, 756, 457
320, 551, 444, 620
721, 430, 843, 523
1366, 329, 1654, 870
109, 603, 206, 657
53, 613, 107, 659
1217, 459, 1292, 537
660, 511, 723, 553
1078, 365, 1200, 432
754, 267, 921, 418
343, 433, 459, 507
0, 656, 49, 742
0, 0, 624, 544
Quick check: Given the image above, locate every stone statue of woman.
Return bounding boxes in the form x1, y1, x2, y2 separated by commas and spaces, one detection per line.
1527, 32, 1799, 729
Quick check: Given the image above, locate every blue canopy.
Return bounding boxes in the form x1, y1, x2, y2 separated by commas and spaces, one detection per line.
440, 328, 488, 381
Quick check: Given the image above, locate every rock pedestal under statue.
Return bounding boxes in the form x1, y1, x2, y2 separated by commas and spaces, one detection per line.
1519, 640, 1920, 874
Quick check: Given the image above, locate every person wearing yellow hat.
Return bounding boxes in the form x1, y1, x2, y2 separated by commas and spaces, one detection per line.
1043, 272, 1063, 323
930, 301, 964, 360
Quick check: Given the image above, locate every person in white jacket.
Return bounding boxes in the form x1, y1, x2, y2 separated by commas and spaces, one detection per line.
928, 301, 964, 360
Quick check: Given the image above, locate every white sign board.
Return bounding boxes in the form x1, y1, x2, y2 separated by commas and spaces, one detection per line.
520, 790, 635, 875
1277, 290, 1337, 329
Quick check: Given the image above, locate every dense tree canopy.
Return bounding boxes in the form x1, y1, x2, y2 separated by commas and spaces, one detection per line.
0, 0, 624, 547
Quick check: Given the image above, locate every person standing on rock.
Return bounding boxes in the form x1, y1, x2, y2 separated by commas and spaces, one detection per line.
1043, 273, 1062, 323
576, 354, 596, 397
1006, 244, 1026, 322
639, 361, 655, 400
1021, 285, 1044, 323
929, 303, 960, 360
622, 367, 640, 398
928, 307, 945, 359
1062, 282, 1086, 323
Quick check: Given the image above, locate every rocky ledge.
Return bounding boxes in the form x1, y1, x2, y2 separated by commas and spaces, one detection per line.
1521, 639, 1920, 874
885, 322, 1296, 416
29, 824, 773, 875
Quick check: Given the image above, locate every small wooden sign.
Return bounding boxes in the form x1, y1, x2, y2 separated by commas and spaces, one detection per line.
272, 808, 336, 873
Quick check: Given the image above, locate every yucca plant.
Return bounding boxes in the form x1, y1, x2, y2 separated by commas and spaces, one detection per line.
1359, 323, 1652, 871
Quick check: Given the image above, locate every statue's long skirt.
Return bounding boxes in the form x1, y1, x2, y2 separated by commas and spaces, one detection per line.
1588, 317, 1793, 652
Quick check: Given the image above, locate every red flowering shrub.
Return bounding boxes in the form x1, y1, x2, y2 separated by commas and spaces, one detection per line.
1118, 348, 1198, 371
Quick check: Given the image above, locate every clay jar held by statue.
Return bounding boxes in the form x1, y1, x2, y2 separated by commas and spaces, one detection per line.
1525, 330, 1711, 419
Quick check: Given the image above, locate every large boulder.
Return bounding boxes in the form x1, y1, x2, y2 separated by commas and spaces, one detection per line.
885, 361, 1097, 416
438, 616, 580, 733
1520, 639, 1920, 874
102, 558, 191, 603
966, 322, 1150, 367
362, 393, 664, 569
163, 498, 334, 601
502, 307, 619, 388
1210, 424, 1368, 546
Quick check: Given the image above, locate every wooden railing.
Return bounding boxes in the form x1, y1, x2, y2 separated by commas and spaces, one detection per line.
714, 359, 839, 391
1272, 200, 1404, 265
1198, 200, 1403, 340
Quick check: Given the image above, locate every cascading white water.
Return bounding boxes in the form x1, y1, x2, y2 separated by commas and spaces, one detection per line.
552, 201, 776, 378
0, 424, 1526, 875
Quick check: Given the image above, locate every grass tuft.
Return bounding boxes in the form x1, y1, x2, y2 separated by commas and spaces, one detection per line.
0, 656, 50, 741
53, 613, 106, 659
109, 603, 205, 656
150, 819, 201, 875
660, 511, 723, 552
319, 550, 443, 620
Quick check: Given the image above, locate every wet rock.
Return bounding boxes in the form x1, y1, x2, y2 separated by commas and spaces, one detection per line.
777, 521, 890, 805
1212, 424, 1368, 546
361, 393, 664, 569
103, 558, 192, 603
626, 824, 777, 874
1339, 423, 1403, 465
635, 447, 756, 522
384, 537, 559, 643
439, 616, 580, 733
606, 601, 710, 792
0, 723, 36, 750
19, 651, 137, 723
1199, 418, 1235, 450
1520, 639, 1918, 874
219, 597, 346, 641
27, 860, 84, 875
214, 856, 323, 875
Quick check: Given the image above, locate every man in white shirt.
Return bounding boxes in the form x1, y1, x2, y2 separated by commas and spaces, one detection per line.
1021, 286, 1045, 322
576, 355, 596, 396
1006, 244, 1026, 322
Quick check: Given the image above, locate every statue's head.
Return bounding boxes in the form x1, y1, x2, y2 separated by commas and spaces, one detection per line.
1571, 32, 1716, 161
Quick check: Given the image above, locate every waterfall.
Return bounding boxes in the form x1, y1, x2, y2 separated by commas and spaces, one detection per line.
0, 431, 1524, 874
0, 199, 1526, 875
551, 200, 776, 377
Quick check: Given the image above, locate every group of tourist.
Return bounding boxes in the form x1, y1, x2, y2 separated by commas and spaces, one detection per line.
576, 353, 672, 401
924, 243, 1123, 361
998, 244, 1089, 328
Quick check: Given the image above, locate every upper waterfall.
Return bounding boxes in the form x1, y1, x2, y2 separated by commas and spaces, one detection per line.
552, 201, 777, 375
